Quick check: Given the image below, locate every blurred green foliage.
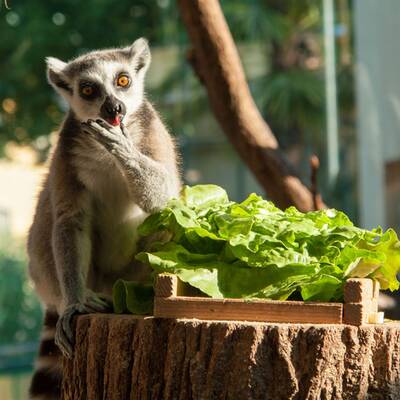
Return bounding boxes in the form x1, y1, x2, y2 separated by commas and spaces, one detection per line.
0, 1, 353, 157
0, 235, 42, 344
0, 0, 184, 151
0, 0, 357, 219
0, 0, 357, 361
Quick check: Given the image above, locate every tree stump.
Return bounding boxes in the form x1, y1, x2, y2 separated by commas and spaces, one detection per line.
62, 315, 400, 400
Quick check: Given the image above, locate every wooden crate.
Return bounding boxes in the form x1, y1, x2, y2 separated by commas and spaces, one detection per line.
154, 274, 383, 326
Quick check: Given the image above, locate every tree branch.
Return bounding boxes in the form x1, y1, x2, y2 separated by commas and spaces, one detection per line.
177, 0, 324, 211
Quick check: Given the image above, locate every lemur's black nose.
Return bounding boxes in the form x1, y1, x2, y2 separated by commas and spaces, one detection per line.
105, 102, 121, 115
101, 95, 126, 120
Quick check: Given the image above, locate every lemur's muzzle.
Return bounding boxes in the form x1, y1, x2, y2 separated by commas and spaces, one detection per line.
101, 95, 126, 126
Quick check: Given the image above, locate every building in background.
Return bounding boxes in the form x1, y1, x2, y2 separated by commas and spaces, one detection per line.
354, 0, 400, 230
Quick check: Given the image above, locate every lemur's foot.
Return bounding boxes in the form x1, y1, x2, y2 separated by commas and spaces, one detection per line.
55, 294, 113, 358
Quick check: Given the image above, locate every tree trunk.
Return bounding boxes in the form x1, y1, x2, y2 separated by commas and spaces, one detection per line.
177, 0, 321, 211
62, 314, 400, 400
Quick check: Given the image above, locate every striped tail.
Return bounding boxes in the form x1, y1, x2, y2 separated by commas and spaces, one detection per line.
29, 309, 62, 400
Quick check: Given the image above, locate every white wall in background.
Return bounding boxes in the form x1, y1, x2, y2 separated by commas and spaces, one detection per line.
0, 161, 45, 238
354, 0, 400, 228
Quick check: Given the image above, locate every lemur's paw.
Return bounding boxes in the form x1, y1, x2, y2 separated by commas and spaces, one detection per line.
81, 119, 132, 158
55, 296, 112, 358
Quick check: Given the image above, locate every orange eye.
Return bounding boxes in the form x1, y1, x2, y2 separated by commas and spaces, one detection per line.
117, 75, 130, 87
81, 86, 93, 96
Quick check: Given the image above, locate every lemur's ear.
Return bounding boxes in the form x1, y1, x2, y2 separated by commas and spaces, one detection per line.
127, 38, 151, 74
46, 57, 72, 96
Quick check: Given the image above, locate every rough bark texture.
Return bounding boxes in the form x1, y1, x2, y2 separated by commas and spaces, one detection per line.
62, 315, 400, 400
177, 0, 320, 211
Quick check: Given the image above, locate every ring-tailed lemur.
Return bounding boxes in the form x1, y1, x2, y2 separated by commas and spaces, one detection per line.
27, 38, 181, 399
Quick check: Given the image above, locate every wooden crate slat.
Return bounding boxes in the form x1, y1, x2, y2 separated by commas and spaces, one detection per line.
344, 278, 373, 303
154, 296, 343, 324
343, 303, 368, 326
372, 281, 380, 300
154, 274, 179, 297
153, 274, 383, 326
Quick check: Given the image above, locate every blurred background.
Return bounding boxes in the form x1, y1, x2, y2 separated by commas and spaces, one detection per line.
1, 0, 399, 397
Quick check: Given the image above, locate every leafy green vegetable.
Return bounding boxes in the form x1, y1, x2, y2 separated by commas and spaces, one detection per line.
113, 280, 154, 315
114, 184, 400, 312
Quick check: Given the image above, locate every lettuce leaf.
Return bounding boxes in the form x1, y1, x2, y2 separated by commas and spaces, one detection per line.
113, 280, 154, 314
114, 184, 400, 310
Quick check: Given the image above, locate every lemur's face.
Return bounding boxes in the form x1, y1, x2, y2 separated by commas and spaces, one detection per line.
46, 38, 151, 125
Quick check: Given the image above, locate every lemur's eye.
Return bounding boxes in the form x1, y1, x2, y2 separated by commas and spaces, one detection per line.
79, 82, 99, 99
81, 86, 94, 96
117, 74, 130, 87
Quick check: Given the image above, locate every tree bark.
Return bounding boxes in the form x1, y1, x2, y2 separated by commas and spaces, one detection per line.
62, 314, 400, 400
177, 0, 320, 211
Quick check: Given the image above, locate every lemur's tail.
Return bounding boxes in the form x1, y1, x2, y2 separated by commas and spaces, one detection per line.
29, 309, 62, 400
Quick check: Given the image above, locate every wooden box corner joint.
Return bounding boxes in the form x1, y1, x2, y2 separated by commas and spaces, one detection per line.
343, 278, 382, 326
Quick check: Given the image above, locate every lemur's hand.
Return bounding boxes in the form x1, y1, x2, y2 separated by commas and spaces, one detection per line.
55, 293, 113, 358
82, 119, 134, 161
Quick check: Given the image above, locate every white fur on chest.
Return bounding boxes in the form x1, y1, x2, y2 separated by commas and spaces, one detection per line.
93, 202, 147, 272
72, 138, 148, 271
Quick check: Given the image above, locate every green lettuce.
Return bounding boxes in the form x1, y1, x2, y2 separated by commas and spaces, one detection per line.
115, 184, 400, 311
113, 280, 154, 314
